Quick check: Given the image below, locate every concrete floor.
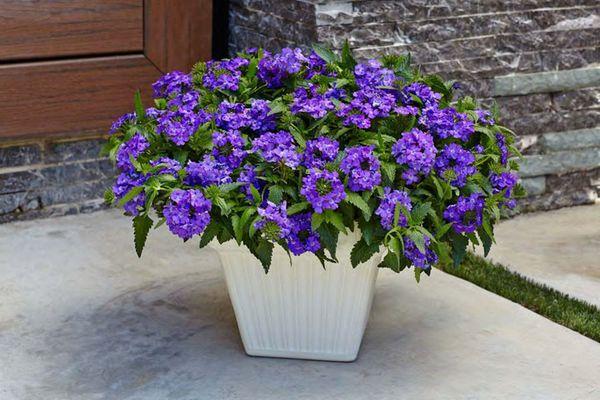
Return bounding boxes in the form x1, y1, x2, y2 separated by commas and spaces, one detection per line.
0, 210, 599, 400
482, 204, 600, 307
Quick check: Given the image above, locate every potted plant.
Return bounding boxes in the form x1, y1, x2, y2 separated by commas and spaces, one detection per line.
103, 45, 522, 362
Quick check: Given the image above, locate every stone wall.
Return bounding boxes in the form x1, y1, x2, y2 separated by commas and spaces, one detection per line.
0, 137, 111, 223
230, 0, 600, 211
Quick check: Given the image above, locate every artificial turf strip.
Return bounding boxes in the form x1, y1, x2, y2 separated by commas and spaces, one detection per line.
437, 252, 600, 343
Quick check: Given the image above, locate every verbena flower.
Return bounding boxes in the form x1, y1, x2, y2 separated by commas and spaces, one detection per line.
287, 213, 321, 255
110, 112, 135, 135
113, 172, 146, 216
354, 59, 396, 89
157, 109, 211, 146
305, 51, 328, 79
184, 156, 232, 187
237, 164, 263, 200
203, 57, 249, 91
291, 84, 336, 119
163, 189, 212, 240
476, 109, 495, 125
301, 169, 346, 213
340, 145, 381, 192
435, 143, 476, 187
337, 88, 396, 128
247, 99, 277, 132
212, 130, 247, 169
152, 71, 193, 98
392, 128, 437, 185
257, 48, 306, 88
403, 236, 438, 270
400, 82, 441, 107
116, 133, 149, 172
215, 100, 275, 133
150, 157, 181, 175
419, 106, 474, 142
252, 131, 301, 168
303, 137, 339, 169
375, 187, 412, 230
495, 133, 509, 165
490, 172, 518, 209
255, 201, 292, 240
443, 193, 485, 234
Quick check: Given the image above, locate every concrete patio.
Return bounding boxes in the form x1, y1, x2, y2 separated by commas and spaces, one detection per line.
1, 209, 599, 399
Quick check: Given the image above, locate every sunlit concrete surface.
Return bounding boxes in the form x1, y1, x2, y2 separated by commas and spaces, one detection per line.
1, 210, 599, 399
482, 204, 600, 307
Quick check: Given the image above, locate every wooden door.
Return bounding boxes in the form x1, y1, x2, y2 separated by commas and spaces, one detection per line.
0, 0, 212, 140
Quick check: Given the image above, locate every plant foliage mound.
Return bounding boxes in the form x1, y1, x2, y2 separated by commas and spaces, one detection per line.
103, 44, 523, 279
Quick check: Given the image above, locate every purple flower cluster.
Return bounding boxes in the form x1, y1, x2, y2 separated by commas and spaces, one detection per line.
291, 84, 337, 119
303, 137, 339, 169
212, 130, 247, 169
110, 112, 135, 135
112, 172, 147, 216
337, 88, 396, 129
419, 106, 474, 142
150, 157, 181, 175
490, 172, 518, 209
237, 165, 263, 200
476, 109, 495, 125
255, 201, 292, 240
257, 48, 306, 88
152, 71, 193, 98
116, 133, 149, 172
403, 236, 438, 270
252, 131, 301, 168
214, 100, 276, 133
202, 57, 249, 91
163, 189, 212, 240
443, 193, 485, 234
157, 108, 211, 146
354, 59, 396, 89
184, 156, 232, 187
435, 143, 476, 187
340, 145, 381, 192
301, 169, 346, 213
305, 51, 328, 79
375, 187, 412, 230
400, 82, 441, 107
495, 133, 509, 165
392, 128, 437, 184
286, 213, 321, 255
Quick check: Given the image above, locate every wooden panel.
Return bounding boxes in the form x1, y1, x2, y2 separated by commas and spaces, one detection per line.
145, 0, 212, 73
0, 55, 160, 139
0, 0, 143, 62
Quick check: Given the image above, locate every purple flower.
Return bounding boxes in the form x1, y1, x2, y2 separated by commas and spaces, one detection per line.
215, 100, 275, 133
375, 187, 412, 230
167, 90, 199, 111
305, 51, 328, 79
247, 99, 277, 132
212, 130, 247, 169
116, 133, 149, 172
257, 48, 307, 88
337, 88, 397, 129
110, 113, 136, 135
474, 144, 484, 154
400, 82, 441, 107
392, 128, 437, 185
490, 172, 518, 209
403, 236, 438, 270
496, 133, 509, 165
255, 201, 292, 240
435, 143, 476, 187
443, 193, 485, 234
202, 57, 249, 91
340, 145, 381, 192
163, 189, 212, 240
303, 137, 339, 169
157, 109, 211, 146
354, 59, 396, 89
184, 156, 232, 187
301, 169, 346, 213
237, 164, 263, 200
150, 157, 181, 175
152, 71, 193, 98
113, 172, 147, 216
291, 84, 336, 119
419, 106, 474, 142
251, 131, 301, 168
476, 109, 495, 125
286, 213, 321, 255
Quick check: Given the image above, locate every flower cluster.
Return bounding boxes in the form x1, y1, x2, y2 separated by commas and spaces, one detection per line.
106, 45, 521, 276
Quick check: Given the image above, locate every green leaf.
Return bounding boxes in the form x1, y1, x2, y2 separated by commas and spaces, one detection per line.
268, 186, 284, 203
414, 267, 422, 283
199, 221, 220, 248
345, 192, 372, 221
340, 40, 357, 69
408, 230, 426, 253
435, 223, 453, 240
104, 188, 115, 205
238, 208, 256, 238
324, 210, 346, 233
317, 224, 339, 261
117, 186, 144, 208
451, 233, 469, 267
410, 202, 432, 225
134, 90, 145, 119
378, 251, 407, 273
287, 201, 309, 215
133, 214, 153, 258
289, 125, 307, 148
250, 185, 262, 204
312, 44, 338, 64
231, 215, 242, 244
254, 240, 274, 272
381, 163, 396, 183
311, 212, 325, 231
219, 182, 244, 193
350, 239, 379, 268
477, 226, 493, 257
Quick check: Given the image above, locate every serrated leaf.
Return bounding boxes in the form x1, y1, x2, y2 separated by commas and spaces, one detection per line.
451, 233, 469, 267
378, 251, 407, 273
317, 224, 339, 261
117, 186, 144, 208
104, 188, 115, 205
268, 186, 284, 203
414, 267, 422, 283
350, 239, 379, 268
311, 212, 324, 231
287, 201, 309, 215
381, 163, 396, 183
134, 90, 145, 119
410, 202, 432, 225
345, 192, 372, 221
340, 40, 357, 69
254, 240, 274, 272
199, 221, 220, 248
312, 44, 338, 64
133, 214, 153, 257
408, 230, 426, 254
324, 210, 346, 233
250, 184, 261, 204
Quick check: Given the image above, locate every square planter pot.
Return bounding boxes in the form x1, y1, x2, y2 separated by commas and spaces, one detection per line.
215, 231, 380, 362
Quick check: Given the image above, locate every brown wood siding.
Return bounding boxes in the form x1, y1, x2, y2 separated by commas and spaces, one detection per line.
0, 0, 143, 62
0, 55, 160, 140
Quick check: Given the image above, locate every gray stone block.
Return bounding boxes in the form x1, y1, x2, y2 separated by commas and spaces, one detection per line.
494, 66, 600, 96
44, 139, 105, 163
0, 144, 42, 169
520, 177, 546, 196
519, 148, 600, 177
540, 127, 600, 152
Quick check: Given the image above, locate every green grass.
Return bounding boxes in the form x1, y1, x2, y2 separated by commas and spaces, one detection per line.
437, 252, 600, 343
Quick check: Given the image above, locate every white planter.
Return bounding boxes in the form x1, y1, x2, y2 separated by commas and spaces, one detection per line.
215, 231, 380, 362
